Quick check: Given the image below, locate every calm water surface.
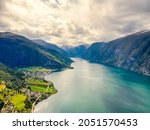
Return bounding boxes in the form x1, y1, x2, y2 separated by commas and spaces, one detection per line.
35, 58, 150, 113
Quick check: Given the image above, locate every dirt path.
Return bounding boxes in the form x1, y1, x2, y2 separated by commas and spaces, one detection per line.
31, 85, 50, 113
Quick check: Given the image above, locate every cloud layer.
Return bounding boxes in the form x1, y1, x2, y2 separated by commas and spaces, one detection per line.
0, 0, 150, 45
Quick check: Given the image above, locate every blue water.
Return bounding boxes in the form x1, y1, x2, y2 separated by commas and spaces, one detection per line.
35, 58, 150, 113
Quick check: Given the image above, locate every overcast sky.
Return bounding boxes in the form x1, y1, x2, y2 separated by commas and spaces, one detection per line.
0, 0, 150, 45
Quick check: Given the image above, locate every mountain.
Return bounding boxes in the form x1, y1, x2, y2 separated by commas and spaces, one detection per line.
83, 31, 150, 76
61, 45, 73, 51
63, 44, 89, 57
83, 42, 106, 60
33, 39, 68, 57
0, 32, 72, 69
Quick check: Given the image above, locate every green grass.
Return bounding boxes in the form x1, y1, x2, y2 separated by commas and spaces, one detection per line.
27, 79, 50, 85
29, 84, 55, 93
19, 67, 51, 72
30, 84, 47, 93
10, 94, 27, 111
27, 79, 56, 93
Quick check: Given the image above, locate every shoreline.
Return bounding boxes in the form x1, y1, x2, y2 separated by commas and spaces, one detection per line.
31, 85, 57, 113
26, 78, 58, 113
0, 73, 58, 113
0, 65, 72, 113
22, 65, 74, 113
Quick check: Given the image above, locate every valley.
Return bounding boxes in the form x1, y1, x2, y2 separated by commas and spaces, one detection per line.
0, 30, 150, 113
0, 32, 72, 113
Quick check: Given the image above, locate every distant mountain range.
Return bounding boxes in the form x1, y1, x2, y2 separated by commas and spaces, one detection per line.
83, 31, 150, 76
33, 39, 68, 57
0, 32, 72, 69
0, 31, 149, 76
62, 44, 89, 57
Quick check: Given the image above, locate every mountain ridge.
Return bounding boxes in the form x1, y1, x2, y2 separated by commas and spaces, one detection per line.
83, 31, 150, 76
0, 32, 72, 69
33, 39, 68, 57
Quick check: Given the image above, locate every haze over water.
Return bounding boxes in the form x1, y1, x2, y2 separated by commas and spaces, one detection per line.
35, 58, 150, 113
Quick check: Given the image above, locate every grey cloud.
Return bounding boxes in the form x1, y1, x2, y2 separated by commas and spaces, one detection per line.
0, 0, 5, 11
115, 0, 150, 15
69, 0, 79, 4
68, 23, 90, 36
113, 0, 150, 33
88, 0, 150, 41
41, 0, 59, 8
41, 0, 79, 9
1, 0, 150, 45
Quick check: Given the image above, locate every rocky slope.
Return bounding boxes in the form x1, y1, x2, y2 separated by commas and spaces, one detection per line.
83, 31, 150, 76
